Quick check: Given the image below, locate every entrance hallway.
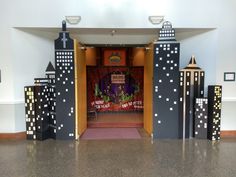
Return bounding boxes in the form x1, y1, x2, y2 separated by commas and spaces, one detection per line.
1, 138, 236, 177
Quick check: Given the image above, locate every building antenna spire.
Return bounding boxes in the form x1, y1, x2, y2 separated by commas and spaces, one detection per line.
62, 20, 67, 31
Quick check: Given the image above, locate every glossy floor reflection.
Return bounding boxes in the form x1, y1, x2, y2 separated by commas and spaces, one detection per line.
0, 138, 236, 177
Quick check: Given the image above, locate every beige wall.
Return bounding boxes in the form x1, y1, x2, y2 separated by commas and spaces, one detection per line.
132, 48, 145, 66
85, 48, 97, 66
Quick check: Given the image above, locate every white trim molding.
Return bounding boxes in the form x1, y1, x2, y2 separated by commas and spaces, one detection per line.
222, 97, 236, 102
0, 100, 24, 104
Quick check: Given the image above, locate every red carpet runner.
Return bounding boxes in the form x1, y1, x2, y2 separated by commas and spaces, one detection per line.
80, 128, 141, 140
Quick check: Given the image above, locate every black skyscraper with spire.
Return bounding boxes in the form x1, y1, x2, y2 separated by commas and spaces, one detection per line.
153, 21, 180, 138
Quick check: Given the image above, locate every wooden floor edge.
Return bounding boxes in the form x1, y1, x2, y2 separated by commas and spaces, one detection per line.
221, 130, 236, 138
0, 132, 26, 140
0, 131, 235, 139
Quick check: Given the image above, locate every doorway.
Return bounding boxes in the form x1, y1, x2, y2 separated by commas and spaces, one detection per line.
76, 44, 153, 137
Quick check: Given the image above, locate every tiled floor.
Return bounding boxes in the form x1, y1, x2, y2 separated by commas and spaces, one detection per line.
0, 137, 236, 177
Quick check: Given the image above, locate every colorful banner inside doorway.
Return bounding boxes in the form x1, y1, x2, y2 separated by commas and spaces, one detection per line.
87, 67, 144, 112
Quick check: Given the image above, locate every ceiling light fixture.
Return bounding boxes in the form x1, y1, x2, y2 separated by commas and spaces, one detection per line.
111, 30, 116, 36
65, 16, 81, 24
148, 16, 164, 25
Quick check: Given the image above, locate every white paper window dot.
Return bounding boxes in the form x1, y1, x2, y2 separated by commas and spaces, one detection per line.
65, 78, 68, 81
63, 99, 66, 102
60, 67, 62, 70
155, 86, 158, 89
158, 95, 162, 98
68, 70, 71, 73
155, 64, 159, 67
68, 113, 71, 116
170, 80, 173, 83
167, 60, 170, 63
58, 127, 61, 130
174, 89, 177, 92
71, 67, 73, 69
158, 120, 161, 124
163, 67, 166, 70
57, 78, 60, 81
174, 101, 177, 104
63, 81, 65, 84
63, 70, 65, 73
166, 73, 170, 77
174, 63, 177, 67
65, 89, 68, 92
195, 131, 198, 135
166, 98, 169, 101
159, 57, 162, 61
170, 67, 173, 70
155, 89, 158, 92
170, 107, 173, 111
159, 80, 162, 83
167, 54, 170, 57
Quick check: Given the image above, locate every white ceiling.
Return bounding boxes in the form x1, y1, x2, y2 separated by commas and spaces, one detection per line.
15, 27, 215, 46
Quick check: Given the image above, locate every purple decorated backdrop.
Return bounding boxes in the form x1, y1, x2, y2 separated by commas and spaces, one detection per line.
87, 67, 144, 112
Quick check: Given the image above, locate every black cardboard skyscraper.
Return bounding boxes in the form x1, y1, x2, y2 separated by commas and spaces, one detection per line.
54, 21, 75, 139
194, 98, 208, 139
208, 85, 222, 140
24, 86, 37, 140
45, 62, 56, 139
179, 57, 205, 138
153, 21, 180, 138
24, 62, 56, 141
